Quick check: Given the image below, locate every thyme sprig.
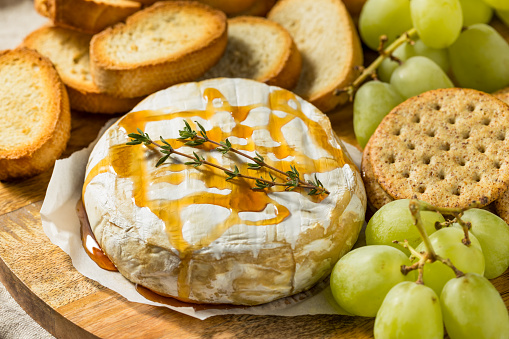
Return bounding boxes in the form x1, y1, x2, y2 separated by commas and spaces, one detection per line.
127, 126, 329, 196
176, 120, 329, 195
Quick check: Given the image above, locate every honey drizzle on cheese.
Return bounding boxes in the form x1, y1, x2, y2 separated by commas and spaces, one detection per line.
83, 88, 354, 299
76, 199, 117, 272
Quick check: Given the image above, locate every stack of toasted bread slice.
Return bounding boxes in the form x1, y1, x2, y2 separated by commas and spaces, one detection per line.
268, 0, 363, 112
200, 16, 302, 89
90, 1, 228, 98
196, 0, 257, 15
23, 26, 143, 114
173, 0, 276, 17
29, 0, 363, 112
0, 0, 364, 181
234, 0, 277, 16
0, 48, 71, 180
34, 0, 141, 34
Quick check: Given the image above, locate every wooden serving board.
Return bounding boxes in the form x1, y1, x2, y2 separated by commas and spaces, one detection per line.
2, 19, 509, 338
0, 106, 508, 339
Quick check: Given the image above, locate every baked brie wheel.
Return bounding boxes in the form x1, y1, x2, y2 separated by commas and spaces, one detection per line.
82, 78, 366, 305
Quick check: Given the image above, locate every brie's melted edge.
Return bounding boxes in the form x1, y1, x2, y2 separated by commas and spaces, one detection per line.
82, 79, 367, 304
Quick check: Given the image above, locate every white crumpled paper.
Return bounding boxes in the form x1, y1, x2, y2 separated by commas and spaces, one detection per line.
40, 120, 363, 320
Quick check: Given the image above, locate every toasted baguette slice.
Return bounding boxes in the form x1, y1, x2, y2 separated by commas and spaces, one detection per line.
236, 0, 277, 16
34, 0, 141, 34
23, 26, 143, 114
268, 0, 363, 112
342, 0, 366, 17
193, 0, 257, 15
132, 0, 159, 5
0, 48, 71, 180
164, 0, 271, 16
200, 16, 301, 89
90, 1, 228, 98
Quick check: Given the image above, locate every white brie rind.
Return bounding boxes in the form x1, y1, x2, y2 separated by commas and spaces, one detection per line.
83, 78, 367, 305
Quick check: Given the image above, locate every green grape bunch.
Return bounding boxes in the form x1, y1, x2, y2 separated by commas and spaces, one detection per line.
352, 0, 509, 149
329, 200, 509, 338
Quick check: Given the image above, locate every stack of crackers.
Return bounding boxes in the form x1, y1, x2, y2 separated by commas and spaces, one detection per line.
362, 87, 509, 224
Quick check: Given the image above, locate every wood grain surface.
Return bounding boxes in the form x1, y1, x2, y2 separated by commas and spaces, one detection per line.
2, 18, 509, 338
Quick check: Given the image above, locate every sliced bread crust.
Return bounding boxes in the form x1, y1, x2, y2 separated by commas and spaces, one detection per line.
34, 0, 141, 34
90, 1, 228, 98
342, 0, 367, 17
23, 25, 143, 114
193, 0, 257, 15
200, 16, 301, 89
0, 48, 71, 180
132, 0, 159, 5
234, 0, 277, 17
165, 0, 272, 16
268, 0, 363, 112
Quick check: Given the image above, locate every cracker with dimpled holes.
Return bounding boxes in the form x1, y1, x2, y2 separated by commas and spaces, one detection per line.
361, 138, 394, 210
491, 87, 509, 222
369, 88, 509, 209
493, 86, 509, 104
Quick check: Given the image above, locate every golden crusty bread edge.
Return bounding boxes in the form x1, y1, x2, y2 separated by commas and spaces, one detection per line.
89, 1, 228, 98
34, 0, 141, 34
0, 48, 71, 180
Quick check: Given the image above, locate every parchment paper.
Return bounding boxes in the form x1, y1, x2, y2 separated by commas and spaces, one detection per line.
40, 119, 363, 320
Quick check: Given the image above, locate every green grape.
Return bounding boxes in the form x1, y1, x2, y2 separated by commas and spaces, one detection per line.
410, 0, 463, 49
460, 0, 493, 26
412, 39, 450, 72
452, 209, 509, 279
378, 40, 450, 82
353, 81, 404, 148
374, 281, 443, 339
441, 273, 509, 339
497, 9, 509, 26
390, 56, 454, 99
481, 0, 509, 10
377, 42, 416, 82
359, 0, 413, 50
330, 245, 415, 317
323, 286, 353, 316
366, 199, 444, 256
448, 23, 509, 93
416, 227, 484, 295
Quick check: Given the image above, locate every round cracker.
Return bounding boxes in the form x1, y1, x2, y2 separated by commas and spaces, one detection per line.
370, 88, 509, 208
494, 86, 509, 105
361, 139, 394, 210
492, 87, 509, 223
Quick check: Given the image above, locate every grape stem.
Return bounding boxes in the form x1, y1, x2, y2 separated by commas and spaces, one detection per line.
438, 256, 465, 278
407, 200, 468, 280
409, 200, 438, 259
394, 226, 465, 280
393, 240, 424, 261
434, 219, 456, 230
394, 240, 427, 284
453, 213, 472, 246
334, 27, 418, 100
412, 200, 481, 246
